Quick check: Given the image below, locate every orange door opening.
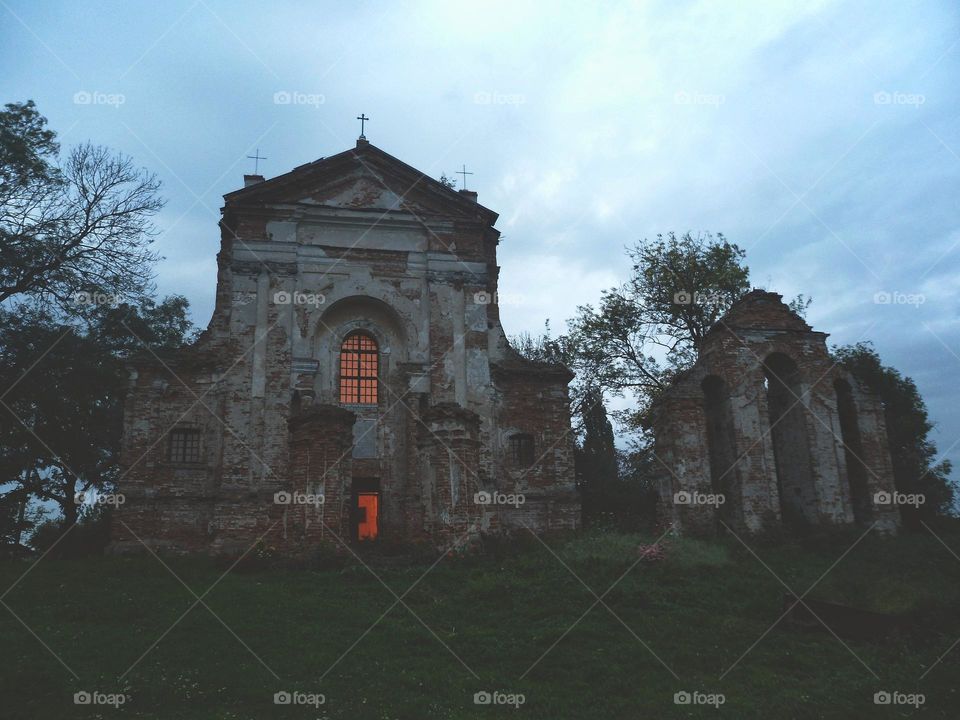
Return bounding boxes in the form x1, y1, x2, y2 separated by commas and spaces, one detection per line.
356, 492, 379, 541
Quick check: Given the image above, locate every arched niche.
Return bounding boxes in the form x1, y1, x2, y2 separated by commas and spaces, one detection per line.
763, 353, 818, 527
701, 374, 738, 523
834, 377, 871, 522
312, 295, 409, 405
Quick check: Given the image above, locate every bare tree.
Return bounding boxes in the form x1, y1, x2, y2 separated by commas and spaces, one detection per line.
0, 101, 163, 308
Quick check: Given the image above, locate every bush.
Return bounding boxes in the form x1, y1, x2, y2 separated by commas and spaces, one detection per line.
29, 507, 112, 558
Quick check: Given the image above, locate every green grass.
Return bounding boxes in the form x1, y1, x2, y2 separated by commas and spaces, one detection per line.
2, 524, 960, 718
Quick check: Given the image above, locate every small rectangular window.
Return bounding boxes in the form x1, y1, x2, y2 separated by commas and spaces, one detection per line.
169, 428, 202, 463
510, 434, 535, 468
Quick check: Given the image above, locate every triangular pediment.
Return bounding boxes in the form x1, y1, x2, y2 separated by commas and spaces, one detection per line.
224, 143, 497, 224
715, 290, 813, 333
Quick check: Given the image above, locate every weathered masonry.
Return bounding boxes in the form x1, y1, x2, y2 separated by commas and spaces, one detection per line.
652, 290, 900, 535
111, 139, 580, 556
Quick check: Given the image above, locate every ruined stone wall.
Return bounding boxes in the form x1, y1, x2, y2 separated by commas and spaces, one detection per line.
653, 291, 900, 536
489, 366, 580, 533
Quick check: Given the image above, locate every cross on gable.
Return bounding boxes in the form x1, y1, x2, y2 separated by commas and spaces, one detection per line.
246, 148, 267, 174
457, 164, 473, 190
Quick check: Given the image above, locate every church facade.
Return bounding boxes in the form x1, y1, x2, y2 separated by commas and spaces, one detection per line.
111, 139, 580, 557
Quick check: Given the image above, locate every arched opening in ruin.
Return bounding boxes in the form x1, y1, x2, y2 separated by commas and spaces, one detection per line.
701, 375, 738, 524
834, 379, 872, 523
763, 353, 818, 527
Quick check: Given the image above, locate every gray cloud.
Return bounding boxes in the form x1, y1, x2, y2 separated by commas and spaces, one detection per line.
3, 0, 957, 468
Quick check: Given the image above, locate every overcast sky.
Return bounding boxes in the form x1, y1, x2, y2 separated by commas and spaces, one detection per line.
3, 0, 959, 473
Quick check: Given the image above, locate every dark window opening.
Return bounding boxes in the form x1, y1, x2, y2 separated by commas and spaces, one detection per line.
339, 333, 378, 405
510, 434, 535, 468
169, 428, 202, 463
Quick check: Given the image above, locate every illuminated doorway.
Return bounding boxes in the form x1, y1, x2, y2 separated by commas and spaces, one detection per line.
351, 479, 380, 541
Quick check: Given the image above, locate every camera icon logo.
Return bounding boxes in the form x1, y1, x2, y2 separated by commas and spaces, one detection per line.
474, 691, 492, 705
873, 491, 892, 506
74, 691, 92, 705
273, 291, 292, 305
273, 91, 292, 105
673, 290, 692, 305
274, 691, 292, 704
874, 691, 891, 705
674, 691, 692, 705
474, 491, 492, 505
673, 491, 692, 505
473, 291, 492, 305
274, 491, 292, 505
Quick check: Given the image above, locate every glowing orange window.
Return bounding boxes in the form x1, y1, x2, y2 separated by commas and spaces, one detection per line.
356, 492, 379, 541
339, 333, 378, 405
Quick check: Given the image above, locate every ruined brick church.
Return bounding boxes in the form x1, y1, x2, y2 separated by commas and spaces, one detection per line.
111, 137, 904, 556
652, 290, 901, 535
111, 138, 580, 556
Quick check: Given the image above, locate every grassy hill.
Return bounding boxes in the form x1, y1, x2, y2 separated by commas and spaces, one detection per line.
2, 523, 959, 718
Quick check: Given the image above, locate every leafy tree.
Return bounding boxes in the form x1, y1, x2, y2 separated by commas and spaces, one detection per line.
0, 488, 47, 549
0, 100, 163, 309
0, 99, 58, 190
0, 297, 195, 531
788, 293, 813, 319
570, 231, 749, 431
0, 99, 179, 547
833, 342, 955, 525
576, 387, 619, 522
438, 173, 457, 190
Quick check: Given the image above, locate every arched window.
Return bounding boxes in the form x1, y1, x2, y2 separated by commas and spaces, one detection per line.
339, 333, 378, 405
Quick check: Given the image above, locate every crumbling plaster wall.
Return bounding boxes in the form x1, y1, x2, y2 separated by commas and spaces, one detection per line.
653, 291, 900, 535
